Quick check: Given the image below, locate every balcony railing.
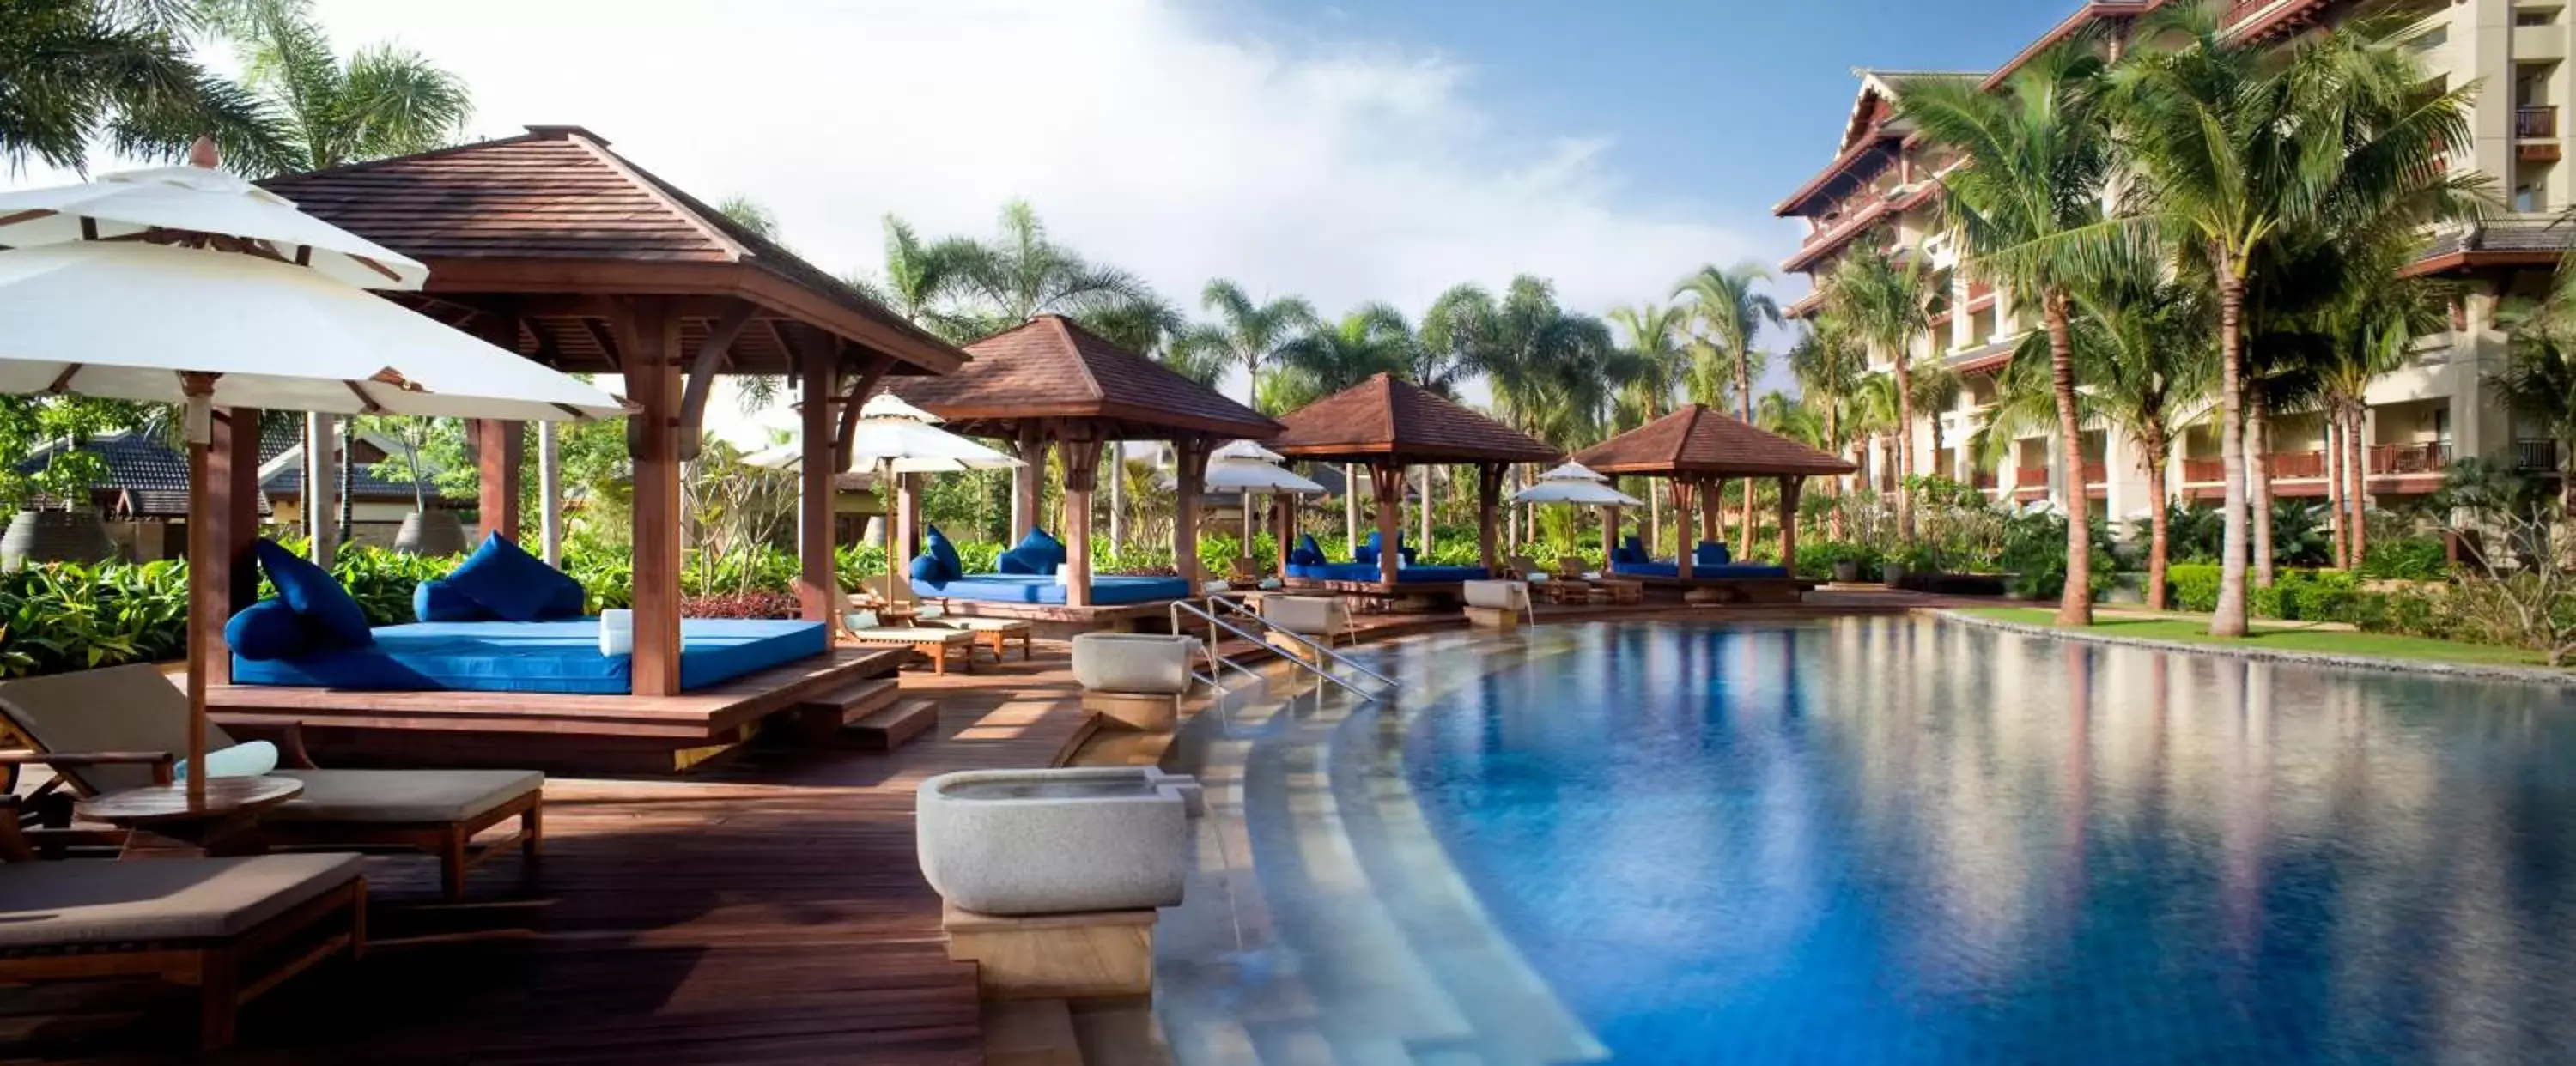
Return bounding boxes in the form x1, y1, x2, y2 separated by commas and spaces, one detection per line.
2368, 441, 2451, 475
2182, 457, 2224, 484
1971, 469, 1998, 490
2266, 451, 2326, 480
2520, 105, 2560, 139
2515, 439, 2561, 472
2081, 461, 2108, 486
2014, 466, 2050, 489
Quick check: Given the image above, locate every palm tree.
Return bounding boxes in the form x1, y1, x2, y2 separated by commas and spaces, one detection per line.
1824, 248, 1935, 539
3, 0, 289, 174
215, 0, 470, 174
1078, 294, 1200, 553
1899, 40, 2111, 626
1674, 263, 1782, 549
2494, 263, 2576, 511
1200, 280, 1320, 407
1608, 301, 1692, 548
954, 200, 1153, 331
1428, 277, 1617, 544
1786, 316, 1868, 537
2108, 0, 2482, 636
1279, 304, 1415, 548
2316, 263, 2445, 566
854, 215, 981, 341
1909, 362, 1966, 477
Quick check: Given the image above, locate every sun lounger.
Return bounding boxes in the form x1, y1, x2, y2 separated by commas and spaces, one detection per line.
843, 612, 979, 674
0, 797, 366, 1051
0, 665, 542, 901
927, 615, 1034, 662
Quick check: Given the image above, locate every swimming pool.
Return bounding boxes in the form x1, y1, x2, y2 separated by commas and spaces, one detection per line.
1396, 617, 2576, 1063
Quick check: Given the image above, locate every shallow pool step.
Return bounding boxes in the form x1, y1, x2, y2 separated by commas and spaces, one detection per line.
847, 698, 939, 750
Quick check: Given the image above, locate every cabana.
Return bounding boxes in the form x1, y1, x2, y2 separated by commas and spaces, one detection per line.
208, 126, 972, 772
1572, 404, 1856, 604
887, 314, 1281, 629
1267, 374, 1558, 603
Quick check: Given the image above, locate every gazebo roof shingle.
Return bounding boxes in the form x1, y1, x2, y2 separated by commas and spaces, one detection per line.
890, 315, 1279, 440
259, 125, 963, 377
1574, 404, 1857, 478
1270, 374, 1558, 464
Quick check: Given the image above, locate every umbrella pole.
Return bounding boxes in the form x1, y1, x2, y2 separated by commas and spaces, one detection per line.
881, 460, 898, 608
180, 378, 217, 807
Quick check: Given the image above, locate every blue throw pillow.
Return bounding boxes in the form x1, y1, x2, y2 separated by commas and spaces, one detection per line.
1696, 541, 1732, 566
1018, 529, 1066, 572
538, 578, 586, 620
1297, 534, 1323, 560
223, 599, 313, 661
910, 554, 946, 584
252, 539, 374, 648
443, 532, 583, 622
926, 525, 963, 582
996, 550, 1036, 575
413, 578, 495, 622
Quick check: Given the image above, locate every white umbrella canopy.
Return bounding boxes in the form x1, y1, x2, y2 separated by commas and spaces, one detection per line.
1514, 461, 1644, 507
1212, 439, 1286, 463
1533, 461, 1609, 483
837, 393, 1023, 603
0, 242, 628, 420
0, 162, 429, 290
1204, 457, 1325, 494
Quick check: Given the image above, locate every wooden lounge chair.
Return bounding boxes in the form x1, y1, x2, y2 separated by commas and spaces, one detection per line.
0, 665, 542, 901
843, 610, 978, 675
0, 797, 365, 1051
930, 615, 1035, 662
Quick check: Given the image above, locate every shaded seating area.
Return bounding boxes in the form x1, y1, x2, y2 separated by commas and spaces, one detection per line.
1573, 404, 1855, 603
211, 126, 971, 771
890, 314, 1279, 625
1268, 374, 1559, 600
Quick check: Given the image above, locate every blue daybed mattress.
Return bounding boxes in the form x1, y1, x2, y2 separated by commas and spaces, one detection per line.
911, 573, 1193, 605
1285, 562, 1491, 584
1610, 560, 1793, 579
231, 618, 828, 694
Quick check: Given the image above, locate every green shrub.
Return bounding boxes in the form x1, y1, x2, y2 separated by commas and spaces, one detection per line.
2359, 537, 2447, 580
2166, 564, 2221, 612
1795, 541, 1884, 581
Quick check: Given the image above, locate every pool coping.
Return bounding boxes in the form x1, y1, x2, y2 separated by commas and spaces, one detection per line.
1929, 607, 2576, 687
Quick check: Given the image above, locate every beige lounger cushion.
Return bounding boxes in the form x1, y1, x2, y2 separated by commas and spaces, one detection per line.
849, 627, 974, 645
265, 769, 541, 824
938, 618, 1029, 633
0, 852, 362, 948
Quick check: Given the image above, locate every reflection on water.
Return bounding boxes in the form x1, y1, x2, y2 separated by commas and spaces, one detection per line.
1403, 616, 2576, 1064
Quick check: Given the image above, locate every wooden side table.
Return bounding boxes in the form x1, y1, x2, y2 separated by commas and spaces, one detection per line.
77, 777, 305, 857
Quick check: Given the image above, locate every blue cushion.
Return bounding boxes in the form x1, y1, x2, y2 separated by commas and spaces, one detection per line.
1018, 529, 1066, 571
911, 573, 1188, 605
910, 554, 945, 582
1289, 546, 1326, 566
442, 533, 583, 623
222, 600, 313, 662
1285, 561, 1489, 584
1297, 534, 1324, 560
1696, 541, 1732, 566
996, 550, 1038, 575
926, 525, 963, 583
414, 578, 495, 622
232, 619, 827, 694
252, 539, 374, 648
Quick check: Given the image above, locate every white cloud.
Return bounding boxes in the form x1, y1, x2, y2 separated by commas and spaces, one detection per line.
14, 0, 1807, 407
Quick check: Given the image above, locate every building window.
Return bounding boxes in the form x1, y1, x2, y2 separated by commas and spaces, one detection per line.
2517, 183, 2544, 211
2518, 9, 2559, 27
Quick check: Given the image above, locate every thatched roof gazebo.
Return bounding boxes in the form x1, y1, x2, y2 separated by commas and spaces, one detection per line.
1573, 403, 1856, 576
888, 314, 1280, 609
1269, 373, 1558, 588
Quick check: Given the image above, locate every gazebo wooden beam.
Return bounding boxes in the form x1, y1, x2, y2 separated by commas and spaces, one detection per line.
673, 299, 758, 462
798, 350, 837, 627
474, 308, 525, 545
1060, 434, 1103, 609
1370, 460, 1406, 587
1009, 427, 1046, 543
829, 344, 888, 474
617, 296, 685, 697
1475, 463, 1504, 573
204, 405, 263, 687
1172, 437, 1211, 586
1777, 475, 1802, 572
1670, 479, 1698, 581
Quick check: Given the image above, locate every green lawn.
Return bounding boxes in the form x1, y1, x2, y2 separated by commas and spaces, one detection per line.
1959, 607, 2561, 669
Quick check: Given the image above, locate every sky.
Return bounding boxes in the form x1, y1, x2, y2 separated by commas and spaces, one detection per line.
16, 0, 2090, 418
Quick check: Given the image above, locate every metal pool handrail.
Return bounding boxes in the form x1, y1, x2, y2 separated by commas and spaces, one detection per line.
1170, 597, 1396, 700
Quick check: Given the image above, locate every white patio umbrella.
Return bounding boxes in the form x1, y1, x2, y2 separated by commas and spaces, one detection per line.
0, 151, 627, 808
839, 393, 1024, 603
1212, 438, 1287, 463
1203, 452, 1325, 546
0, 160, 429, 290
1511, 461, 1644, 507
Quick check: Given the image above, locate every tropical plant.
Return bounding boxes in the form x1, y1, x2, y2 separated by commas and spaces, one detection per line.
2314, 250, 2450, 564
1674, 263, 1782, 548
1899, 39, 2112, 625
1606, 302, 1690, 429
1, 0, 287, 174
1823, 248, 1936, 538
953, 200, 1154, 330
210, 0, 471, 174
2495, 261, 2576, 509
1199, 279, 1319, 406
850, 214, 981, 341
2106, 0, 2484, 635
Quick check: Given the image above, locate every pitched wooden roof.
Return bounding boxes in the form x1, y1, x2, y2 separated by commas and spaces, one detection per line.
258, 125, 964, 378
889, 315, 1278, 440
1269, 374, 1558, 464
1574, 404, 1857, 478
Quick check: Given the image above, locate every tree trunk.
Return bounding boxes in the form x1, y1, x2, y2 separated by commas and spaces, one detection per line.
2045, 291, 2093, 627
337, 416, 355, 542
1647, 486, 1662, 555
1736, 350, 1758, 549
1893, 344, 1915, 540
1107, 442, 1124, 554
2348, 404, 2370, 568
2324, 414, 2345, 568
2146, 436, 2171, 610
1344, 463, 1361, 554
2212, 269, 2251, 638
2249, 393, 2275, 588
1419, 466, 1434, 557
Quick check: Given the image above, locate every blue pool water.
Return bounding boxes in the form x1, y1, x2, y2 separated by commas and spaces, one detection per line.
1400, 618, 2576, 1063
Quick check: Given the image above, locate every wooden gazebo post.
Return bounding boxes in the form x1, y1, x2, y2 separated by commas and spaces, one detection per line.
1172, 437, 1210, 585
1476, 463, 1504, 572
474, 312, 525, 545
1701, 478, 1725, 548
1600, 505, 1619, 560
1777, 475, 1802, 572
623, 299, 684, 696
1060, 434, 1102, 608
1370, 461, 1406, 587
797, 354, 838, 626
1010, 427, 1047, 543
1671, 480, 1698, 581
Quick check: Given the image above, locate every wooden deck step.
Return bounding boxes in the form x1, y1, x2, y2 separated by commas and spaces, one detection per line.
849, 698, 940, 751
787, 677, 901, 746
984, 1000, 1081, 1066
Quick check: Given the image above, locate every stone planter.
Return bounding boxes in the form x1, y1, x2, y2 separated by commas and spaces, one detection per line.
1832, 560, 1861, 584
1, 510, 117, 570
1880, 562, 1906, 587
1070, 633, 1198, 695
393, 509, 469, 555
917, 766, 1198, 916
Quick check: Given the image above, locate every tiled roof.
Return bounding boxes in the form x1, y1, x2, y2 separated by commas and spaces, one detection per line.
258, 126, 966, 377
2406, 218, 2576, 276
1269, 374, 1559, 464
19, 429, 287, 517
1574, 405, 1857, 478
890, 315, 1279, 440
